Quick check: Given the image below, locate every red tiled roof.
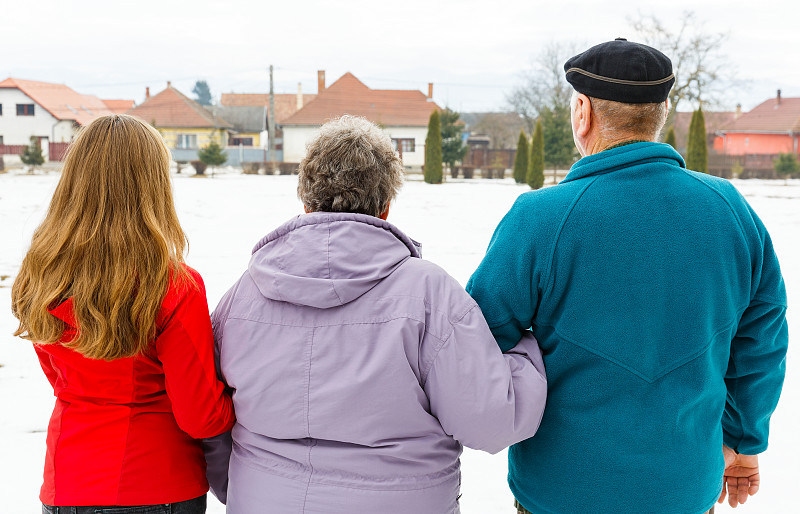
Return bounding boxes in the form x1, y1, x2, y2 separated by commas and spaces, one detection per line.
281, 73, 439, 127
219, 93, 316, 124
0, 77, 115, 125
672, 111, 738, 149
718, 97, 800, 133
127, 86, 232, 129
102, 99, 135, 113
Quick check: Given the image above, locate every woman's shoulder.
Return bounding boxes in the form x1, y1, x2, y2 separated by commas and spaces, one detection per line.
159, 263, 207, 315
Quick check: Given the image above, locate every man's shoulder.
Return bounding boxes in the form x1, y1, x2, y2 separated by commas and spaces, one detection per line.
502, 183, 586, 232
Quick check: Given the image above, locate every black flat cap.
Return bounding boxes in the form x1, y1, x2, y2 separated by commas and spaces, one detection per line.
564, 38, 675, 104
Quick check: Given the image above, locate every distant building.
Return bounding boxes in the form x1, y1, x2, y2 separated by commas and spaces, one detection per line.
671, 110, 738, 155
208, 105, 266, 147
280, 71, 439, 168
715, 91, 800, 156
127, 83, 232, 161
0, 77, 130, 160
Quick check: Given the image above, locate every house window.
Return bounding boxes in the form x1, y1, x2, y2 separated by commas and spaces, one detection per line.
392, 138, 415, 153
16, 104, 35, 116
176, 134, 197, 149
231, 137, 254, 146
0, 104, 3, 115
0, 135, 4, 145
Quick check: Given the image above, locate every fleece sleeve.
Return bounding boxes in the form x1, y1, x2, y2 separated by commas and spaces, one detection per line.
423, 305, 546, 454
466, 197, 540, 352
722, 213, 788, 454
156, 270, 235, 439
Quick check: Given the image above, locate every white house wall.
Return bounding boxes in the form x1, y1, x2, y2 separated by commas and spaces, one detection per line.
282, 125, 429, 168
384, 126, 428, 168
0, 88, 62, 146
282, 126, 320, 163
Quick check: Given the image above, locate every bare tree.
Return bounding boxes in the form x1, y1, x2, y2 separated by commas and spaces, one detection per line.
506, 42, 578, 134
630, 11, 738, 123
471, 112, 526, 149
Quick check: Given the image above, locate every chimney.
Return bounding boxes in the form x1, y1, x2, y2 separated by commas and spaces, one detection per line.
145, 87, 150, 99
297, 82, 303, 110
427, 82, 434, 100
777, 89, 782, 105
167, 81, 172, 88
735, 103, 742, 119
317, 70, 325, 93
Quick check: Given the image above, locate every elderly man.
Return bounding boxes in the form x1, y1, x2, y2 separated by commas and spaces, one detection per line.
467, 38, 787, 514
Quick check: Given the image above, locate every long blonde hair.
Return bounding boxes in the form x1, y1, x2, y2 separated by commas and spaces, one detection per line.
12, 114, 190, 360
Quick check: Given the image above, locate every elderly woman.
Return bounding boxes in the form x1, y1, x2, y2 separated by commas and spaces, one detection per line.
204, 116, 546, 513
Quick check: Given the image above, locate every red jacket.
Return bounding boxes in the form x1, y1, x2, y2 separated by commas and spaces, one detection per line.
35, 266, 234, 506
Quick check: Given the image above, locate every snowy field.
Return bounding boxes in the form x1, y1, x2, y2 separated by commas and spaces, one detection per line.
0, 170, 797, 513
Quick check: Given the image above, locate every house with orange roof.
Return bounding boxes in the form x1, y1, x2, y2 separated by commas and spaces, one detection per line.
127, 83, 232, 161
0, 77, 131, 160
280, 72, 440, 168
715, 90, 800, 156
219, 85, 316, 149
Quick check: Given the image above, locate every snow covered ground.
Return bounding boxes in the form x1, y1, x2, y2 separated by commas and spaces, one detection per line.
0, 170, 797, 513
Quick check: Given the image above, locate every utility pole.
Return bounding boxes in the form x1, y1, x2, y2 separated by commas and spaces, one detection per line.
268, 65, 277, 170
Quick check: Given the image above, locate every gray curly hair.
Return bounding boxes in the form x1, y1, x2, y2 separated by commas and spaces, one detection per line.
297, 116, 404, 218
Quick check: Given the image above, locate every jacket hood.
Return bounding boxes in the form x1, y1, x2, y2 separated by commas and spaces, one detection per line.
249, 212, 421, 309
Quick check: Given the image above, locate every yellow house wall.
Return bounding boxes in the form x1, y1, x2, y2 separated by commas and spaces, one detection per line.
230, 132, 261, 147
157, 127, 228, 149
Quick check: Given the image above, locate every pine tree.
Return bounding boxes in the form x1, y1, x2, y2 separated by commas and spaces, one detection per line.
197, 139, 227, 175
664, 126, 677, 150
527, 120, 545, 190
20, 136, 45, 171
774, 153, 799, 184
540, 104, 574, 170
192, 80, 212, 105
440, 108, 467, 173
424, 110, 443, 184
513, 130, 529, 184
686, 107, 708, 173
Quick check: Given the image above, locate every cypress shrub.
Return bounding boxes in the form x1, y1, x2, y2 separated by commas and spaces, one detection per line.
424, 110, 443, 184
686, 108, 708, 173
527, 120, 545, 190
513, 130, 529, 184
664, 125, 677, 150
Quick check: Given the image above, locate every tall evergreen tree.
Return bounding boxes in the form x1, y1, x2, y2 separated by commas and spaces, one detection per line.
424, 110, 443, 184
440, 108, 467, 173
686, 107, 708, 173
192, 80, 212, 105
527, 120, 545, 190
513, 130, 529, 184
664, 126, 677, 150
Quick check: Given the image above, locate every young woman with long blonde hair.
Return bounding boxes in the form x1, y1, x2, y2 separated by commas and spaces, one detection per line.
12, 114, 234, 514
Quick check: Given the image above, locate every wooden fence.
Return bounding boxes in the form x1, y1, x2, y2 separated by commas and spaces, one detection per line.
708, 153, 782, 179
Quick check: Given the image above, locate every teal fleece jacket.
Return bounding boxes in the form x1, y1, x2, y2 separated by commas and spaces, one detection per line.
467, 142, 788, 514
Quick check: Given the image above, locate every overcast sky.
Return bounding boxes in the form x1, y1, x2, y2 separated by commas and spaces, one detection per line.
2, 0, 797, 113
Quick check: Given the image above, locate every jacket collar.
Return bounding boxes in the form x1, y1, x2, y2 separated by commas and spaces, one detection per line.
562, 142, 685, 184
252, 211, 422, 258
48, 298, 77, 327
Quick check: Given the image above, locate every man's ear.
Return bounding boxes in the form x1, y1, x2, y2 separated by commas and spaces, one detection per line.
575, 94, 593, 139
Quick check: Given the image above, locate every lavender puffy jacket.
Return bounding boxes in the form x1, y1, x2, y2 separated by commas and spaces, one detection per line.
204, 212, 546, 513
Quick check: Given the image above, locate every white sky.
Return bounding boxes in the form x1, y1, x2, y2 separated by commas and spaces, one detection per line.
1, 0, 797, 113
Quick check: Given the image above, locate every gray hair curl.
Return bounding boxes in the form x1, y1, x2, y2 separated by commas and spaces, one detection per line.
297, 116, 404, 218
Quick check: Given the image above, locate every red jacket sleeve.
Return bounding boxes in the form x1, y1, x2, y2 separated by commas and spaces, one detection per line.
156, 268, 235, 439
34, 345, 60, 388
